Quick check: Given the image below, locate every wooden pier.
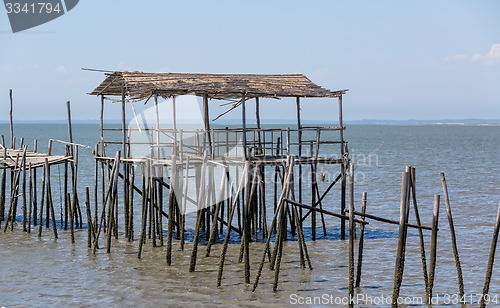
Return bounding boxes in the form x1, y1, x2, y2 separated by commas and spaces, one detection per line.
1, 74, 488, 302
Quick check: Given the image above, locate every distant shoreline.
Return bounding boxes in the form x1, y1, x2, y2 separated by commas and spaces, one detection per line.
0, 119, 499, 126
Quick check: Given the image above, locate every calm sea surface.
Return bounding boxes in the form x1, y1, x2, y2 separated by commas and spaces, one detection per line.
0, 124, 499, 307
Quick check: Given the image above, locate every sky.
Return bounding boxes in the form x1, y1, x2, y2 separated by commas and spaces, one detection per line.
0, 0, 499, 123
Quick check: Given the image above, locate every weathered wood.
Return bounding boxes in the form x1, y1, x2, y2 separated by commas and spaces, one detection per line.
355, 192, 367, 288
428, 195, 440, 299
45, 158, 58, 239
9, 89, 14, 148
392, 171, 410, 308
287, 199, 367, 225
189, 151, 208, 272
480, 201, 500, 308
409, 167, 429, 298
440, 173, 464, 298
90, 71, 348, 101
241, 93, 247, 158
348, 163, 355, 307
343, 209, 431, 230
339, 95, 346, 241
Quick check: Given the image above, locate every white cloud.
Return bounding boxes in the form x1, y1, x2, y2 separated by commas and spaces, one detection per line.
471, 43, 500, 64
55, 65, 68, 74
444, 54, 466, 62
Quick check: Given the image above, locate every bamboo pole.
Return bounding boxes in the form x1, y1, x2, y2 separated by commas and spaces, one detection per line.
440, 173, 464, 298
480, 201, 500, 308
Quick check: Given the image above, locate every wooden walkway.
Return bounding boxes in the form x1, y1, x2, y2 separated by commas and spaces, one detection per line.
0, 148, 70, 169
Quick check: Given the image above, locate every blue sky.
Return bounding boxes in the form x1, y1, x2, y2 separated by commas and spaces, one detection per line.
0, 0, 499, 122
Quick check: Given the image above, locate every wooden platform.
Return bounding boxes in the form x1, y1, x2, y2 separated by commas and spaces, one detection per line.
0, 148, 70, 169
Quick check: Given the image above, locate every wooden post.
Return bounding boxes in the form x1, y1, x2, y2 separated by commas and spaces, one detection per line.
338, 95, 347, 240
348, 162, 355, 306
85, 187, 92, 248
121, 83, 127, 158
100, 95, 105, 156
480, 201, 500, 308
255, 97, 262, 154
66, 101, 73, 153
33, 140, 37, 226
355, 192, 367, 288
166, 156, 176, 265
9, 89, 14, 148
190, 151, 208, 272
21, 146, 27, 232
154, 93, 160, 158
408, 167, 429, 297
296, 97, 303, 221
45, 158, 58, 239
392, 171, 410, 307
440, 173, 464, 298
172, 95, 177, 156
203, 94, 212, 158
0, 146, 6, 224
241, 93, 247, 159
428, 194, 440, 299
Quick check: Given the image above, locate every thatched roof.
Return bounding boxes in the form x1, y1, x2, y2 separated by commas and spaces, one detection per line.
89, 71, 347, 101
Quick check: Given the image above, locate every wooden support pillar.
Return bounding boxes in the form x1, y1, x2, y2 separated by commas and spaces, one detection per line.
100, 95, 105, 156
339, 95, 347, 240
241, 93, 247, 159
172, 96, 177, 156
348, 162, 355, 306
9, 89, 14, 149
66, 101, 73, 150
121, 83, 127, 158
154, 93, 160, 158
296, 97, 303, 219
203, 94, 212, 158
255, 97, 261, 154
